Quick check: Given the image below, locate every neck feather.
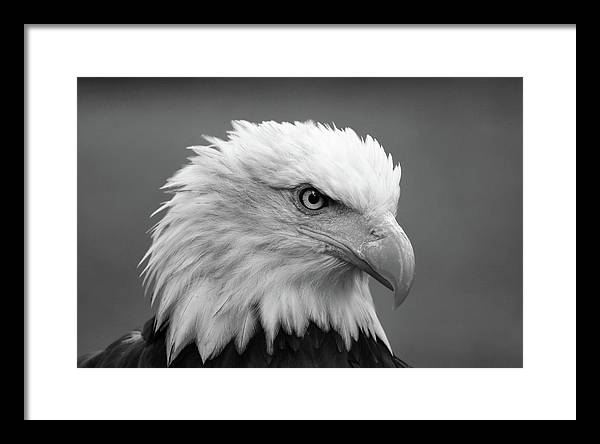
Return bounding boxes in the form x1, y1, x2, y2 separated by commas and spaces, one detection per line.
149, 266, 390, 364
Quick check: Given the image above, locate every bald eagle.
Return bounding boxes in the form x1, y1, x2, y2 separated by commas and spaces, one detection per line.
78, 121, 415, 368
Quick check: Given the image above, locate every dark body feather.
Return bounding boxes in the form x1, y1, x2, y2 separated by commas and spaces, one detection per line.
78, 317, 410, 368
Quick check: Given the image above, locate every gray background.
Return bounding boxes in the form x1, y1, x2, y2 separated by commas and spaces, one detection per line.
78, 78, 522, 367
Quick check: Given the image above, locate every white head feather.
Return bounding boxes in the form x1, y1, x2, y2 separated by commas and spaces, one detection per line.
140, 120, 403, 363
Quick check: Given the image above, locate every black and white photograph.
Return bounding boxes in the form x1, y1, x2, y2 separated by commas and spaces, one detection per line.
77, 78, 523, 369
25, 25, 576, 420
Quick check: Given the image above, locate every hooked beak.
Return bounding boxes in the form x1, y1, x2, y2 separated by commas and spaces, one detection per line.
299, 212, 415, 309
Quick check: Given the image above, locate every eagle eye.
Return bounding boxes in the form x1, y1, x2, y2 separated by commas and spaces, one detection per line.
299, 187, 328, 211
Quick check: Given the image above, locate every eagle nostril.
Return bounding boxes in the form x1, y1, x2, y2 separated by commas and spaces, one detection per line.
369, 228, 386, 241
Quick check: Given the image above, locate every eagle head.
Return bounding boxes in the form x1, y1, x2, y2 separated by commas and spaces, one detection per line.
141, 120, 415, 363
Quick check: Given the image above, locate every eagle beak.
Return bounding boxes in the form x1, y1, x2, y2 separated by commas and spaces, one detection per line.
357, 214, 415, 309
299, 212, 415, 309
